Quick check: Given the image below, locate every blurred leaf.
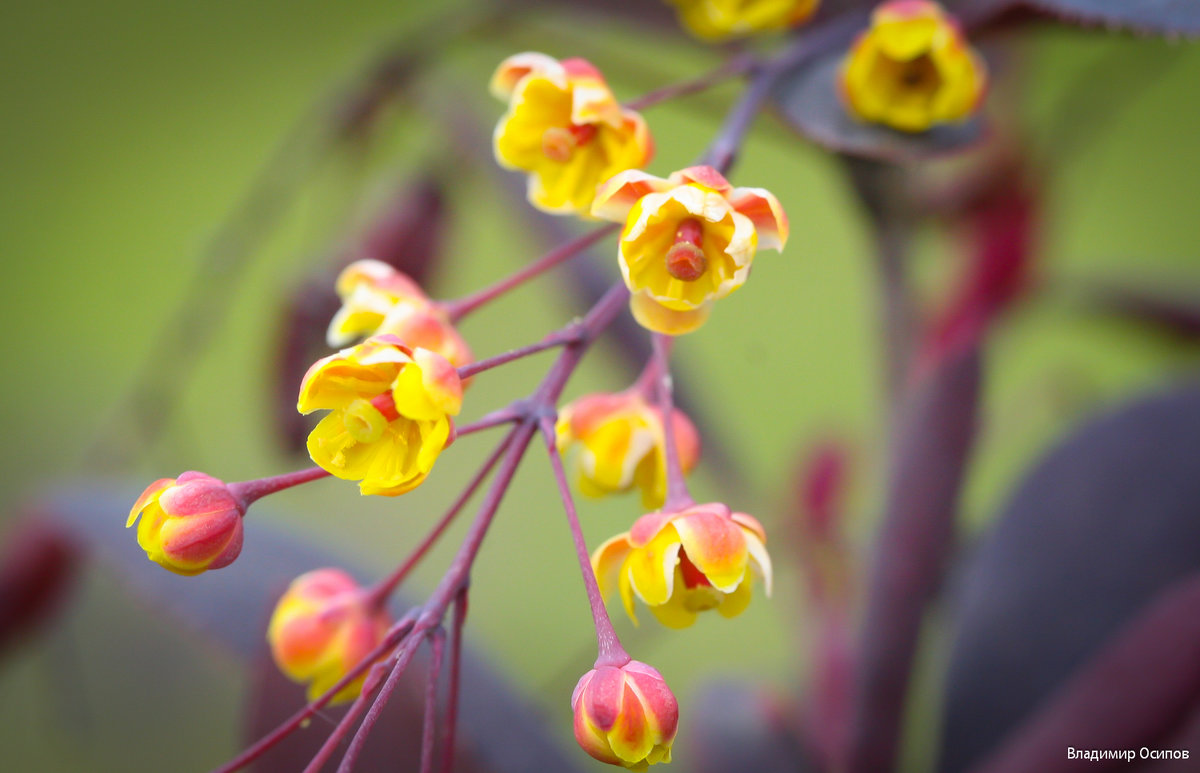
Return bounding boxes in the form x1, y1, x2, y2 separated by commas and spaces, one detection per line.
967, 571, 1200, 773
938, 384, 1200, 772
848, 342, 982, 773
988, 0, 1200, 36
23, 482, 585, 773
1070, 276, 1200, 343
772, 52, 986, 162
683, 681, 816, 773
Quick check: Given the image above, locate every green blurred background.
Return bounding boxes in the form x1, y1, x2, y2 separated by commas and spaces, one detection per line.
2, 1, 1199, 770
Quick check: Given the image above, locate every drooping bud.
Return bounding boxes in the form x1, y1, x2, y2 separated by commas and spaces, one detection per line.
266, 569, 391, 704
126, 473, 245, 576
572, 660, 679, 768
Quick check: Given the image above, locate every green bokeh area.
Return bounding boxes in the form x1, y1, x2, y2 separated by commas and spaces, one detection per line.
2, 2, 1199, 771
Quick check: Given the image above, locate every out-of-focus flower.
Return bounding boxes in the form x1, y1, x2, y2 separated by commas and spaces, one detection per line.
557, 390, 700, 508
492, 53, 653, 216
267, 569, 391, 704
592, 166, 788, 335
298, 335, 462, 496
840, 0, 987, 133
667, 0, 819, 40
593, 503, 772, 628
573, 660, 679, 769
327, 259, 473, 370
126, 473, 244, 576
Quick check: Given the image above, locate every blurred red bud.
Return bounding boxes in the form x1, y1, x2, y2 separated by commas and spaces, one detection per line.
0, 518, 81, 654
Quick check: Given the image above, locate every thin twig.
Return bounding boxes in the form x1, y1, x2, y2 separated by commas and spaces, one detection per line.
419, 629, 448, 773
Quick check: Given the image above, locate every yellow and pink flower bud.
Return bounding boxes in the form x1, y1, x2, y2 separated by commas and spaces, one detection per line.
667, 0, 819, 40
328, 259, 473, 371
298, 335, 463, 496
126, 473, 244, 576
557, 391, 700, 509
593, 503, 772, 628
267, 569, 391, 704
592, 166, 788, 335
492, 53, 653, 216
572, 660, 679, 769
840, 0, 987, 133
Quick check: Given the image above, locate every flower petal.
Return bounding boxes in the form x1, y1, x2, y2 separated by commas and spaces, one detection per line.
728, 186, 789, 251
592, 169, 673, 223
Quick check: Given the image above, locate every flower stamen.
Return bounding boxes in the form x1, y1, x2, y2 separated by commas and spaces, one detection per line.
665, 219, 707, 281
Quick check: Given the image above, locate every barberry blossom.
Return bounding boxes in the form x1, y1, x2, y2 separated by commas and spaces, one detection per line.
126, 473, 244, 576
557, 390, 700, 508
492, 52, 653, 216
298, 335, 462, 496
592, 166, 788, 335
593, 503, 772, 628
667, 0, 819, 40
572, 660, 679, 769
267, 569, 391, 704
327, 259, 473, 370
840, 0, 987, 133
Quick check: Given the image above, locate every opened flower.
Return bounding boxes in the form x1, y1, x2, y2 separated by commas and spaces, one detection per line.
492, 53, 653, 216
327, 259, 473, 370
267, 569, 391, 704
298, 335, 462, 496
593, 503, 772, 628
667, 0, 819, 40
593, 166, 788, 334
573, 660, 679, 769
557, 390, 700, 509
126, 473, 244, 576
840, 0, 987, 132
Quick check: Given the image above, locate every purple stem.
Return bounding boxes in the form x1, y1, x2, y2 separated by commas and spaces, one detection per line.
439, 590, 467, 773
337, 633, 428, 772
363, 431, 517, 612
625, 52, 758, 111
419, 629, 448, 773
228, 467, 330, 508
301, 658, 395, 773
456, 324, 584, 381
539, 418, 630, 670
652, 333, 692, 512
211, 616, 416, 773
441, 224, 617, 322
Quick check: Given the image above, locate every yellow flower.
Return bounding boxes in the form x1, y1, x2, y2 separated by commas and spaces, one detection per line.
298, 335, 462, 496
327, 259, 474, 371
593, 503, 772, 628
126, 473, 244, 576
592, 166, 788, 335
668, 0, 819, 40
572, 660, 679, 769
492, 53, 653, 216
267, 569, 391, 704
840, 0, 987, 133
557, 391, 700, 509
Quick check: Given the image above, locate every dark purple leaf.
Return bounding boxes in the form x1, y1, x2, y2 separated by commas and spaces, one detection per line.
847, 342, 983, 773
966, 571, 1200, 773
772, 51, 986, 162
938, 384, 1200, 772
683, 681, 816, 773
23, 483, 586, 773
984, 0, 1200, 36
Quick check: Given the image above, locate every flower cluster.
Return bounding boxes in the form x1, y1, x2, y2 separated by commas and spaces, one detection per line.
121, 7, 998, 769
